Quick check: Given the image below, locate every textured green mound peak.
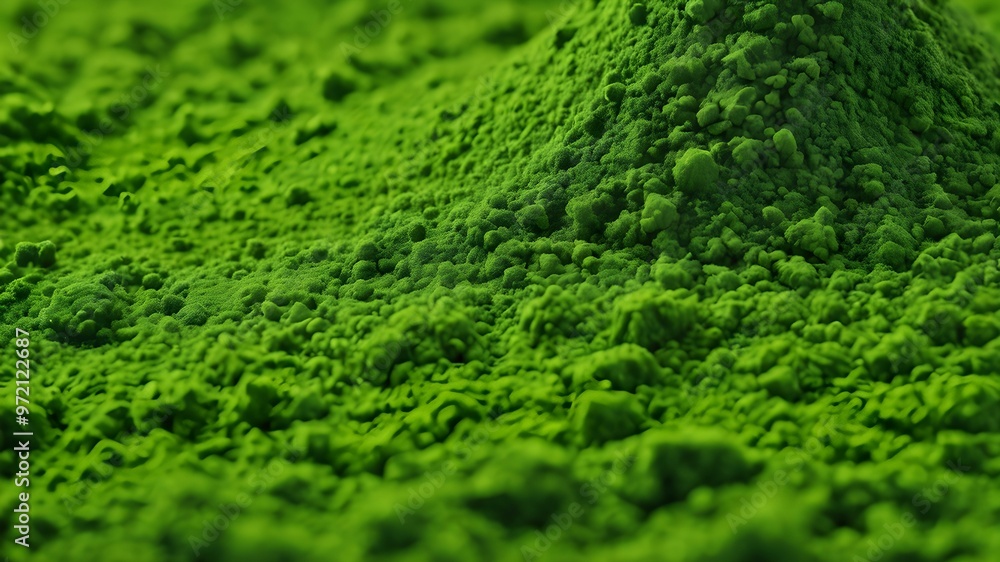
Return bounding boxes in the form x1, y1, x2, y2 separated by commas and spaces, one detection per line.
366, 0, 1000, 285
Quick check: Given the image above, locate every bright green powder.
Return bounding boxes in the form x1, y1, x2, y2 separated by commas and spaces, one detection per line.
3, 0, 1000, 561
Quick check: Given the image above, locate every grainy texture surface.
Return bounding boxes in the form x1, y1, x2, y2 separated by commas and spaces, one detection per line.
2, 1, 1000, 561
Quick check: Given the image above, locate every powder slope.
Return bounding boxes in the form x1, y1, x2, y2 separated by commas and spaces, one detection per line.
370, 0, 1000, 281
2, 1, 1000, 561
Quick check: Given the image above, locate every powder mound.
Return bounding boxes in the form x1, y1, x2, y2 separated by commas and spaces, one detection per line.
358, 0, 1000, 280
40, 281, 130, 346
621, 426, 761, 508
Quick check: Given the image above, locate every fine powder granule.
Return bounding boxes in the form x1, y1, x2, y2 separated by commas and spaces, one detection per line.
3, 0, 1000, 561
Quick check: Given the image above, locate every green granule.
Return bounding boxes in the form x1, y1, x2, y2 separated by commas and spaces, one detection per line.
3, 0, 1000, 561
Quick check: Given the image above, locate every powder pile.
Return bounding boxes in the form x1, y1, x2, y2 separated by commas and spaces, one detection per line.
2, 1, 1000, 561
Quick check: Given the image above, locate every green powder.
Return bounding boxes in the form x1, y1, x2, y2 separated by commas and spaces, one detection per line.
3, 0, 1000, 561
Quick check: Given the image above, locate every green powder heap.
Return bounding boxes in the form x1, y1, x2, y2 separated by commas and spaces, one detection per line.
3, 0, 1000, 561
